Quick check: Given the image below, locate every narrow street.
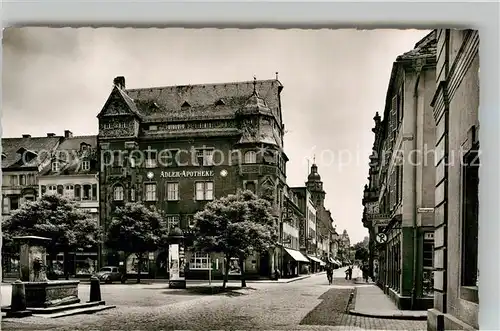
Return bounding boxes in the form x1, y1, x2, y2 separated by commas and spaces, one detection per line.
2, 268, 426, 331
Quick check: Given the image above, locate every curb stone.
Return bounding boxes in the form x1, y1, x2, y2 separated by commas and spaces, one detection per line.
348, 309, 428, 320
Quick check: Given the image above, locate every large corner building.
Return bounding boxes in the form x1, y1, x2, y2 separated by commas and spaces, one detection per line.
97, 76, 289, 279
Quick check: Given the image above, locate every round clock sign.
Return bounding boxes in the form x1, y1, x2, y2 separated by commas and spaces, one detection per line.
146, 171, 154, 180
220, 169, 228, 177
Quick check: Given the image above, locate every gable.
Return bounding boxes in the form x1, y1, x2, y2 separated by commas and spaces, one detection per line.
97, 86, 140, 119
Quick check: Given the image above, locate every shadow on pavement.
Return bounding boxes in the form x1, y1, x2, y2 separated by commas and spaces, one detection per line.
299, 288, 353, 326
161, 286, 257, 296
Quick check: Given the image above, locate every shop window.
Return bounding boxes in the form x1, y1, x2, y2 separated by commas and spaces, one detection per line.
190, 253, 210, 269
113, 185, 124, 201
166, 182, 179, 201
461, 147, 479, 298
195, 181, 213, 201
144, 183, 157, 201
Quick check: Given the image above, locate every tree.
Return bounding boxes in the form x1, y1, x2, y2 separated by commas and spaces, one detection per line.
2, 194, 101, 279
106, 202, 168, 283
191, 190, 278, 288
353, 241, 369, 263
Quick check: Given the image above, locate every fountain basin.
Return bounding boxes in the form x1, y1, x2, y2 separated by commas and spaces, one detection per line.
24, 280, 80, 308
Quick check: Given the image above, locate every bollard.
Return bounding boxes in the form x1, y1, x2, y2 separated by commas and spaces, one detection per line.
11, 280, 27, 311
89, 276, 102, 303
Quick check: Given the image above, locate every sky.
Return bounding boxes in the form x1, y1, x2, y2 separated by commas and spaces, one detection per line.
2, 27, 429, 244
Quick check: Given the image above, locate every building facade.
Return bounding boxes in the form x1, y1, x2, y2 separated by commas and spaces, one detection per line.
97, 76, 288, 280
337, 229, 351, 265
1, 134, 61, 278
427, 29, 480, 331
290, 186, 319, 273
37, 131, 100, 276
306, 163, 335, 267
280, 185, 309, 277
362, 31, 437, 310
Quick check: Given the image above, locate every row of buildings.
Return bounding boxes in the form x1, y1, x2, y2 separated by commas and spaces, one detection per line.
361, 29, 479, 331
2, 76, 348, 280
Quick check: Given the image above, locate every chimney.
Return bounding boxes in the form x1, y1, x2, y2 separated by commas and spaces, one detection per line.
47, 133, 56, 137
22, 134, 31, 138
64, 130, 73, 138
113, 76, 125, 89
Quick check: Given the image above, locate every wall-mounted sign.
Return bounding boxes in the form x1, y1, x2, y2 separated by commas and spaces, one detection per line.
417, 207, 435, 213
160, 170, 214, 178
376, 233, 388, 244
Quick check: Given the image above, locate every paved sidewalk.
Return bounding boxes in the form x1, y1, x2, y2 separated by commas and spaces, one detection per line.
349, 284, 427, 320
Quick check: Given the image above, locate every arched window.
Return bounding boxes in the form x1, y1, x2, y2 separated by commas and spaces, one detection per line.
244, 150, 257, 164
113, 185, 124, 201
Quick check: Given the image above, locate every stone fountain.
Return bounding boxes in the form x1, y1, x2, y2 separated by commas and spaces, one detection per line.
2, 236, 115, 318
14, 236, 81, 307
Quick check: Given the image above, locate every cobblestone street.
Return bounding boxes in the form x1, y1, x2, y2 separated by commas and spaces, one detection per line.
2, 269, 427, 331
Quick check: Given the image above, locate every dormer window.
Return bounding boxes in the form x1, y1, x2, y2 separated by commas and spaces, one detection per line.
103, 123, 111, 129
52, 161, 60, 172
80, 143, 89, 152
181, 101, 191, 108
82, 160, 90, 171
215, 99, 226, 106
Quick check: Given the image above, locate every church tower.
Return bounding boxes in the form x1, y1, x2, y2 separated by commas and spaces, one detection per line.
306, 161, 326, 209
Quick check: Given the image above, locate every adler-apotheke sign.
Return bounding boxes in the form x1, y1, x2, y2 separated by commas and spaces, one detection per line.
160, 170, 215, 178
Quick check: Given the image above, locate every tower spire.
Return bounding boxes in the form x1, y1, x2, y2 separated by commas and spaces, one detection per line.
313, 154, 316, 164
253, 76, 257, 94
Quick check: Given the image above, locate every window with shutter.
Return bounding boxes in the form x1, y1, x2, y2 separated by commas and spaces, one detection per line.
391, 95, 398, 139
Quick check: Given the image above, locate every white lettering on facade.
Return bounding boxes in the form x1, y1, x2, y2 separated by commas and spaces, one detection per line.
160, 170, 215, 178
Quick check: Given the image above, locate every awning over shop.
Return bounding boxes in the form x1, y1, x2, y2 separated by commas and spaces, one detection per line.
307, 255, 323, 264
284, 248, 310, 263
320, 261, 326, 266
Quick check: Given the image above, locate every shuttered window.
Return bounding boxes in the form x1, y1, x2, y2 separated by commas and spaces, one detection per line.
391, 95, 398, 142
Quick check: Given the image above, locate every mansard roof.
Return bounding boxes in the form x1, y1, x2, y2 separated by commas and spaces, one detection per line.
1, 136, 62, 170
99, 78, 283, 122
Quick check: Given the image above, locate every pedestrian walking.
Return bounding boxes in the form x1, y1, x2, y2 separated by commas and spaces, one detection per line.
326, 264, 333, 285
362, 264, 369, 283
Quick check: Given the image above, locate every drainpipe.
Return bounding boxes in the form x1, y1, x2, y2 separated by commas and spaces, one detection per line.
411, 60, 423, 309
